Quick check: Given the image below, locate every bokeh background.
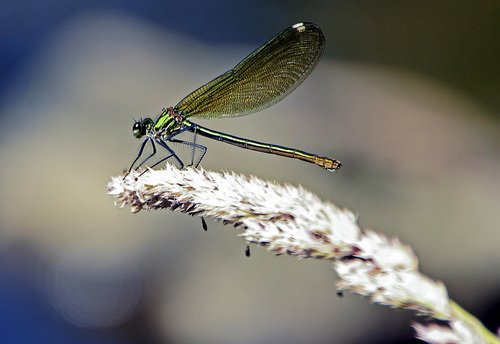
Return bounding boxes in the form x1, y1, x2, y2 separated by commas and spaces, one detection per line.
1, 1, 499, 343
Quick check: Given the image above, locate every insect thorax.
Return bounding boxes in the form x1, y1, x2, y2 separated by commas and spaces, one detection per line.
153, 111, 182, 137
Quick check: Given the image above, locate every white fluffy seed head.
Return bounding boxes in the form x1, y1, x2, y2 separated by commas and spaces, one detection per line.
108, 164, 461, 337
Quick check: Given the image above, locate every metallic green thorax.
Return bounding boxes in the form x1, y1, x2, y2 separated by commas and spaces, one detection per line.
153, 109, 182, 136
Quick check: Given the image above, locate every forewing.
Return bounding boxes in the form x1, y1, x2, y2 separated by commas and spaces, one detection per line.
174, 22, 325, 119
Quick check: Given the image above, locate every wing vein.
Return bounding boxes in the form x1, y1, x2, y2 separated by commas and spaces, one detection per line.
174, 22, 325, 119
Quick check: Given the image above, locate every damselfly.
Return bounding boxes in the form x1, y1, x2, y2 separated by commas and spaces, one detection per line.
129, 22, 341, 173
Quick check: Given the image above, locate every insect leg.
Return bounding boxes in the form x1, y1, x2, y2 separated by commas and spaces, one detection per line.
136, 139, 181, 177
191, 125, 198, 166
166, 125, 207, 167
156, 138, 185, 169
144, 151, 174, 170
169, 138, 207, 168
124, 138, 155, 179
135, 139, 157, 169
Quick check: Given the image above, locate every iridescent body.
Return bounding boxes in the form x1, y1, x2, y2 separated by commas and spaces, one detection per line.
129, 22, 342, 172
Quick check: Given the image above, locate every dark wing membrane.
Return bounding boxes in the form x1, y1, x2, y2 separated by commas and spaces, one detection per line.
174, 22, 325, 119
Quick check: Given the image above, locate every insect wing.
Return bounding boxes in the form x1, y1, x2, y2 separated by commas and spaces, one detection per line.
175, 22, 325, 119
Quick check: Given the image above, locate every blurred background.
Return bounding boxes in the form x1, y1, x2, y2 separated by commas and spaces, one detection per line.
1, 1, 499, 343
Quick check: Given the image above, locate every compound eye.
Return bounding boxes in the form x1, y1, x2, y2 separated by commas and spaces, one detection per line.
132, 122, 143, 138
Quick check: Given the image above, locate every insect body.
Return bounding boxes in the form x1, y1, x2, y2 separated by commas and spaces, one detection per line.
129, 22, 342, 172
